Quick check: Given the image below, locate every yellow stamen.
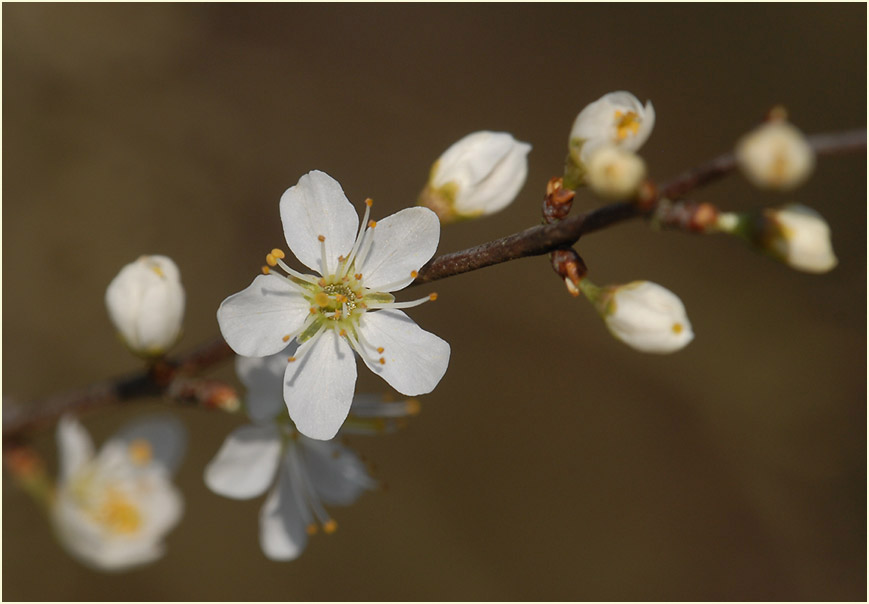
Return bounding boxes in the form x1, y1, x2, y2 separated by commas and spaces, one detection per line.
379, 357, 386, 365
306, 524, 318, 535
376, 347, 384, 354
354, 273, 362, 281
288, 356, 297, 363
261, 266, 270, 275
323, 519, 338, 534
672, 323, 684, 334
410, 270, 418, 278
266, 253, 277, 266
406, 398, 422, 416
368, 220, 377, 228
317, 234, 326, 242
365, 198, 373, 207
96, 490, 141, 534
429, 293, 438, 301
270, 248, 285, 259
282, 335, 291, 342
614, 110, 641, 141
128, 439, 152, 465
315, 292, 330, 307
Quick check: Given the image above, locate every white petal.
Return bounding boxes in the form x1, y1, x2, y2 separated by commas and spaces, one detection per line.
259, 463, 309, 561
280, 170, 359, 276
111, 414, 187, 475
217, 274, 311, 357
356, 309, 450, 395
236, 346, 298, 423
57, 415, 94, 482
301, 438, 375, 506
356, 207, 440, 291
204, 424, 282, 499
284, 329, 357, 440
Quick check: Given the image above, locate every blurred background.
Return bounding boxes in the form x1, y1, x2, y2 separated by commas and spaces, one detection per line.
3, 4, 865, 600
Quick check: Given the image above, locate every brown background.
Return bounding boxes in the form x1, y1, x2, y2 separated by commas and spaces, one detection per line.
3, 4, 866, 601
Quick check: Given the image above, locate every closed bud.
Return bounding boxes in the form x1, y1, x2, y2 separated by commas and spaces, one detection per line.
580, 279, 694, 354
735, 120, 815, 190
419, 131, 531, 223
105, 255, 185, 357
585, 145, 647, 200
567, 91, 655, 187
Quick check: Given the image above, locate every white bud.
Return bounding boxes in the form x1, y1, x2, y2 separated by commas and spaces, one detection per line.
585, 145, 647, 200
420, 131, 531, 223
569, 91, 655, 164
583, 280, 693, 354
105, 255, 185, 357
736, 121, 815, 190
762, 204, 837, 273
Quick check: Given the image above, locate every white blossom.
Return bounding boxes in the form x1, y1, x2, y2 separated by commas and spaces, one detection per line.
585, 145, 647, 200
736, 120, 815, 190
760, 204, 838, 273
105, 255, 185, 357
204, 348, 417, 561
581, 280, 694, 354
217, 170, 449, 440
53, 415, 185, 572
421, 131, 531, 222
569, 91, 655, 164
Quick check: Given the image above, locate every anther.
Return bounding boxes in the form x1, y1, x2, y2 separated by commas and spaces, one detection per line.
368, 220, 377, 228
306, 524, 318, 536
410, 270, 418, 278
429, 293, 438, 301
318, 278, 327, 287
365, 198, 373, 207
376, 347, 384, 354
309, 307, 317, 315
379, 357, 386, 365
315, 292, 330, 307
271, 248, 285, 259
282, 335, 291, 342
406, 399, 422, 416
261, 266, 270, 275
339, 329, 347, 337
317, 234, 326, 242
354, 273, 362, 281
266, 253, 277, 266
323, 519, 338, 534
288, 356, 297, 363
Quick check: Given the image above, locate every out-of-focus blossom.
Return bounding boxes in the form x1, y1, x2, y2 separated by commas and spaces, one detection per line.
736, 120, 815, 190
419, 131, 531, 222
204, 347, 419, 561
53, 414, 185, 572
105, 255, 185, 357
585, 145, 647, 200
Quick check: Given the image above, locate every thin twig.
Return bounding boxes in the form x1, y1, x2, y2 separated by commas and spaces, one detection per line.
3, 128, 864, 441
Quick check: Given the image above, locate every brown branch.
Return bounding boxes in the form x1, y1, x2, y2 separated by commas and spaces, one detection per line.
412, 128, 866, 284
3, 128, 864, 441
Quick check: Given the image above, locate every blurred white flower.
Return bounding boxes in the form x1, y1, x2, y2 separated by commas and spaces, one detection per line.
585, 145, 647, 200
205, 347, 417, 561
420, 131, 531, 222
217, 170, 449, 441
570, 91, 655, 164
736, 120, 815, 190
53, 414, 185, 572
718, 204, 837, 273
581, 280, 694, 354
105, 255, 185, 357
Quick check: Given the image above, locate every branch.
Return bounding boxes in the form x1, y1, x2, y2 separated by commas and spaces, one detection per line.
3, 128, 864, 441
412, 128, 866, 284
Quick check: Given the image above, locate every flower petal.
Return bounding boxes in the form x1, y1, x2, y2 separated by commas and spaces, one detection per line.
57, 415, 95, 482
280, 170, 359, 276
217, 274, 311, 357
356, 207, 440, 292
112, 414, 187, 475
301, 438, 376, 506
236, 345, 298, 423
258, 458, 309, 561
357, 309, 450, 395
284, 329, 357, 440
204, 424, 282, 499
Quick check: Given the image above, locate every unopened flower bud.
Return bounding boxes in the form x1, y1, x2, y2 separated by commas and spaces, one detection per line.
105, 255, 185, 357
580, 279, 693, 354
735, 120, 815, 190
568, 91, 655, 175
719, 204, 837, 273
419, 131, 531, 223
585, 145, 647, 200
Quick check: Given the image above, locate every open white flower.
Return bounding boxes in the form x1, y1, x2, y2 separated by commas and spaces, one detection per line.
205, 348, 417, 561
569, 91, 655, 165
420, 131, 531, 222
736, 120, 815, 190
217, 170, 450, 440
585, 144, 647, 200
580, 279, 694, 354
105, 255, 185, 357
53, 415, 185, 572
